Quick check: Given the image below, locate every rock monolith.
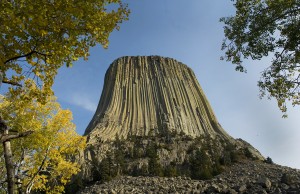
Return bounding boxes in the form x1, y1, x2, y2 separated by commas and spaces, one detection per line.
85, 56, 233, 143
78, 56, 264, 185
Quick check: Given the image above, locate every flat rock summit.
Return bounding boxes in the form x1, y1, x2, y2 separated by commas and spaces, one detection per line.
74, 56, 300, 193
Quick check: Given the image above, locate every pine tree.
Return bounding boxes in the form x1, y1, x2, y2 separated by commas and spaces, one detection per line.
190, 149, 213, 180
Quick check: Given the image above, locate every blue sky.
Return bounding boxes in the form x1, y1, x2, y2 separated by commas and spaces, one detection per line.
51, 1, 300, 169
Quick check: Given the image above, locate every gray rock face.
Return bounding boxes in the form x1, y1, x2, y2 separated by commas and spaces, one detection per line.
85, 56, 232, 142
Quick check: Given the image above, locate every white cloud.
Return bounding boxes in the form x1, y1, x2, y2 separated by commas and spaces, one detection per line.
69, 93, 97, 112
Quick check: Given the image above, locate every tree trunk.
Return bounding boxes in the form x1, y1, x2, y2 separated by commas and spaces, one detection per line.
3, 128, 15, 194
1, 117, 15, 194
1, 116, 34, 194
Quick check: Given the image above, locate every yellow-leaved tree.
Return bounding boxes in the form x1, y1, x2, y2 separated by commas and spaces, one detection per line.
0, 1, 129, 193
1, 0, 129, 96
0, 80, 86, 194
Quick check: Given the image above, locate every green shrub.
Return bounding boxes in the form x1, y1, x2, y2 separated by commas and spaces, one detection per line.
164, 163, 177, 177
189, 149, 213, 180
265, 157, 274, 164
148, 153, 163, 176
244, 148, 253, 159
220, 152, 232, 165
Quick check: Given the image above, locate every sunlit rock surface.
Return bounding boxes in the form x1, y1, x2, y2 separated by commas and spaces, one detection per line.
85, 56, 233, 142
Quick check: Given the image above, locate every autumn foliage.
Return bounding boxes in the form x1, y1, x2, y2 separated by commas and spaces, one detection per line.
0, 0, 129, 100
0, 1, 130, 193
0, 82, 86, 193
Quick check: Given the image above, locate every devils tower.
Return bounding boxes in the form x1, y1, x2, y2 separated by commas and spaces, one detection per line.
80, 56, 264, 185
85, 56, 233, 142
72, 57, 300, 193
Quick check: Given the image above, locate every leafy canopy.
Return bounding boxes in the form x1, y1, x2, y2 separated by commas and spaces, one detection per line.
220, 0, 300, 115
0, 1, 129, 193
0, 81, 86, 193
0, 0, 129, 100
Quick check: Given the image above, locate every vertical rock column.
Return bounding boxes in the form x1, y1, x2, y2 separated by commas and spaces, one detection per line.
85, 56, 233, 143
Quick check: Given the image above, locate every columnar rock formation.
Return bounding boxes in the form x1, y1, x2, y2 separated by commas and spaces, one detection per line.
85, 56, 233, 143
77, 56, 265, 186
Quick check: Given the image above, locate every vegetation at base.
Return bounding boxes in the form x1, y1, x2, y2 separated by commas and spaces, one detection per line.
220, 144, 240, 166
189, 149, 214, 180
164, 162, 177, 177
264, 157, 274, 164
85, 133, 258, 185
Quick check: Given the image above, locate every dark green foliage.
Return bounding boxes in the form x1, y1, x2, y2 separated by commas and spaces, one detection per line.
177, 159, 191, 177
189, 149, 213, 180
164, 162, 178, 177
281, 173, 293, 185
113, 134, 126, 175
148, 155, 163, 176
146, 142, 157, 158
221, 143, 239, 165
114, 134, 124, 149
132, 163, 149, 177
221, 0, 300, 115
198, 168, 213, 180
265, 156, 274, 164
132, 146, 143, 159
220, 151, 232, 166
65, 174, 84, 193
212, 160, 222, 176
92, 151, 122, 183
98, 154, 114, 182
128, 135, 145, 159
187, 143, 198, 154
147, 143, 163, 176
230, 151, 239, 162
91, 134, 242, 183
91, 164, 102, 182
244, 148, 254, 159
187, 137, 204, 154
159, 129, 178, 144
131, 166, 140, 177
114, 149, 125, 175
140, 163, 148, 175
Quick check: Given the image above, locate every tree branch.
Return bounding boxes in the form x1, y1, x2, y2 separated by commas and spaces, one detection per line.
4, 51, 37, 65
2, 79, 22, 87
26, 145, 51, 194
0, 131, 34, 143
4, 50, 52, 65
246, 6, 300, 37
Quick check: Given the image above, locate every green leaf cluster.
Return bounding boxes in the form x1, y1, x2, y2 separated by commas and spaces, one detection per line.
221, 0, 300, 115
